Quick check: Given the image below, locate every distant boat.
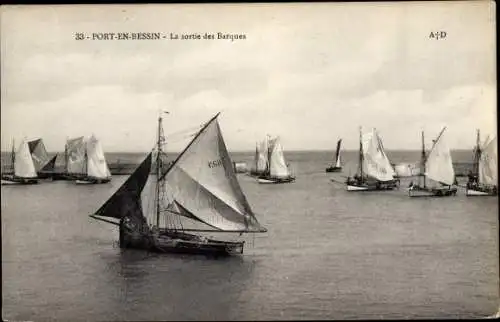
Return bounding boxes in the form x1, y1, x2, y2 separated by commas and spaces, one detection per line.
466, 130, 497, 196
1, 139, 39, 185
408, 127, 458, 197
393, 162, 420, 178
28, 138, 57, 179
75, 135, 112, 184
257, 136, 295, 184
233, 161, 248, 173
326, 139, 342, 172
248, 138, 269, 177
89, 112, 267, 256
344, 127, 399, 191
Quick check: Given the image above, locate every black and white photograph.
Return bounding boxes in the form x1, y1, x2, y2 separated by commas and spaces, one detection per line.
1, 1, 498, 320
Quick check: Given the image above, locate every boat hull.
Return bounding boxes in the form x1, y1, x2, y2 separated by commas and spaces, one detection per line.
325, 166, 342, 173
345, 179, 399, 191
257, 176, 296, 184
465, 185, 498, 196
408, 185, 458, 197
1, 175, 39, 185
76, 177, 111, 185
120, 225, 244, 256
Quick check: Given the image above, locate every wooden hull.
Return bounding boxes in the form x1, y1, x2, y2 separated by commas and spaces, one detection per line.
120, 226, 244, 256
257, 176, 296, 184
408, 185, 458, 197
76, 177, 111, 185
325, 166, 342, 173
1, 175, 39, 185
345, 179, 399, 191
465, 185, 497, 196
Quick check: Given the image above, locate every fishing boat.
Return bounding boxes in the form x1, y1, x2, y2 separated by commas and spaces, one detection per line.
89, 112, 267, 256
75, 135, 112, 184
248, 139, 269, 177
257, 136, 295, 184
52, 136, 86, 180
408, 127, 458, 197
344, 127, 399, 191
326, 139, 343, 172
466, 130, 497, 196
28, 138, 57, 179
1, 139, 39, 185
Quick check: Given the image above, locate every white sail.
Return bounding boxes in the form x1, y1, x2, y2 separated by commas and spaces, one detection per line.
361, 129, 395, 181
86, 135, 111, 179
67, 137, 86, 174
425, 128, 455, 185
14, 139, 37, 178
335, 155, 342, 168
269, 137, 290, 178
256, 138, 268, 172
162, 117, 263, 232
479, 136, 497, 186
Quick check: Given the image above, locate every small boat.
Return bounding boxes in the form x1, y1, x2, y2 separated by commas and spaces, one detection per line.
233, 161, 248, 173
466, 130, 497, 196
90, 112, 267, 256
257, 136, 295, 184
408, 127, 458, 197
75, 135, 112, 184
326, 139, 343, 172
1, 139, 39, 185
345, 127, 399, 191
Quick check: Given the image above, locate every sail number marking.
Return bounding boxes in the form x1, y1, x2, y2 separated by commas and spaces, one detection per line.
208, 159, 224, 168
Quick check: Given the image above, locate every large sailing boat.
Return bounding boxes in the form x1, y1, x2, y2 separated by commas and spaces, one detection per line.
75, 135, 112, 184
1, 139, 39, 185
408, 127, 458, 197
28, 138, 57, 179
257, 136, 295, 184
466, 130, 497, 196
90, 112, 267, 256
52, 136, 86, 180
344, 127, 399, 191
326, 138, 343, 172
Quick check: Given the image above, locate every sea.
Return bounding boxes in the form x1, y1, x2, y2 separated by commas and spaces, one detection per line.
2, 150, 499, 321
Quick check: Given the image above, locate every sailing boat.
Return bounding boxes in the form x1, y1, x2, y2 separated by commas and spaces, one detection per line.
466, 130, 497, 196
408, 127, 458, 197
326, 139, 343, 172
257, 136, 295, 184
75, 135, 112, 184
344, 127, 399, 191
1, 139, 39, 185
249, 138, 269, 177
52, 136, 86, 180
89, 112, 267, 256
28, 138, 57, 179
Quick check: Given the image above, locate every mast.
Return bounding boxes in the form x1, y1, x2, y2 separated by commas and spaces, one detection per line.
266, 135, 272, 176
359, 126, 363, 179
64, 137, 69, 173
11, 138, 15, 173
421, 131, 426, 188
156, 114, 162, 228
473, 129, 481, 175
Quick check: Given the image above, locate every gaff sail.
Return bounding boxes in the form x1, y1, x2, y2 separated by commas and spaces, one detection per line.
478, 136, 497, 186
425, 127, 455, 185
361, 129, 395, 182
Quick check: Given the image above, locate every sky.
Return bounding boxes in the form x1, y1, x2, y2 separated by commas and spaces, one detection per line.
0, 1, 496, 152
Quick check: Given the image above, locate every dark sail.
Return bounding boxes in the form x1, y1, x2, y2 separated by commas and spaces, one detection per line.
92, 153, 152, 220
28, 139, 50, 172
335, 139, 342, 163
40, 155, 57, 172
